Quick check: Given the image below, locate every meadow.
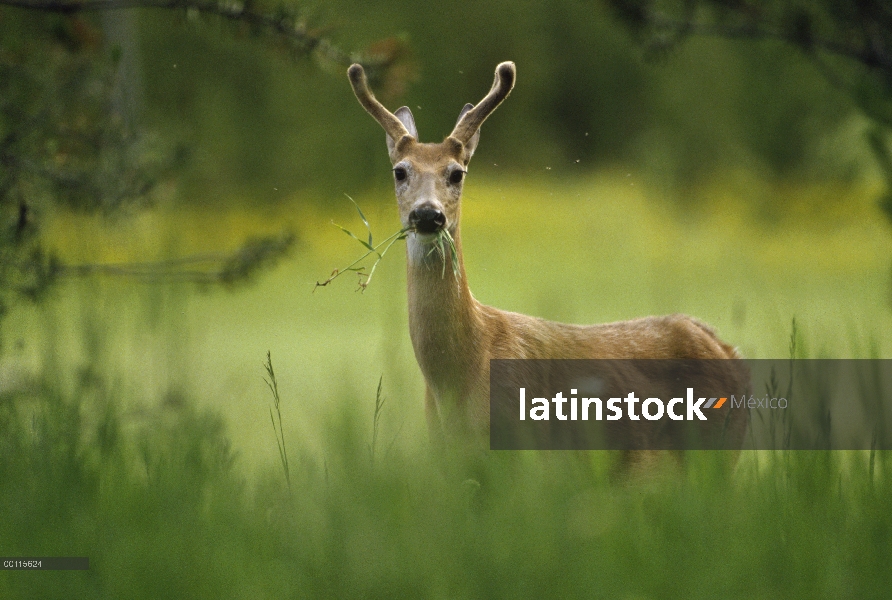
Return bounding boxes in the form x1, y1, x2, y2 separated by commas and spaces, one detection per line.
2, 171, 891, 598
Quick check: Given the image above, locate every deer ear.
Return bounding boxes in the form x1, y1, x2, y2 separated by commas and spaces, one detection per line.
394, 107, 418, 138
456, 103, 480, 162
456, 103, 474, 123
387, 106, 418, 156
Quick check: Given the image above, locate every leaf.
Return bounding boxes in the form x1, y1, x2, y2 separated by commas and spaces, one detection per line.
345, 193, 373, 248
333, 222, 377, 253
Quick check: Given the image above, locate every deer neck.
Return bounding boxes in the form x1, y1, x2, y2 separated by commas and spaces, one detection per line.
405, 225, 485, 391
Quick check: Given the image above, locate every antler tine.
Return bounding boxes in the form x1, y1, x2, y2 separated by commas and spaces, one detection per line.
450, 61, 516, 144
348, 64, 411, 142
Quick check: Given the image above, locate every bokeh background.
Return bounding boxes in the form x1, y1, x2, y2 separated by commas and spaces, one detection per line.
2, 1, 892, 597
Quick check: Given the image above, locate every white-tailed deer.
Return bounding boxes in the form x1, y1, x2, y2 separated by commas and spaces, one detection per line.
347, 62, 747, 465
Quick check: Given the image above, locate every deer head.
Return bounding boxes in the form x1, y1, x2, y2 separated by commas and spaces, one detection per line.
348, 62, 516, 243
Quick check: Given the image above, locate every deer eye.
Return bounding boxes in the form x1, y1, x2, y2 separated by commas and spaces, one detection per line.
448, 169, 465, 185
393, 167, 407, 182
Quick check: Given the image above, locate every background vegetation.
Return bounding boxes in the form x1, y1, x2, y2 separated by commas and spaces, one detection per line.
1, 0, 891, 597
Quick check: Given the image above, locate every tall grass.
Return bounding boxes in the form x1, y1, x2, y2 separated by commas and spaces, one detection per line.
263, 351, 290, 489
1, 340, 891, 598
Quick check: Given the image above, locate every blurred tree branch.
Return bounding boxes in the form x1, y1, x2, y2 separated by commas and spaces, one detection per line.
609, 1, 892, 77
607, 1, 892, 121
0, 0, 404, 83
608, 0, 892, 228
0, 3, 401, 347
2, 231, 295, 286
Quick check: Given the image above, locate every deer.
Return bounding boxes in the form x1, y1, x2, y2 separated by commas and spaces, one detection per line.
347, 61, 748, 471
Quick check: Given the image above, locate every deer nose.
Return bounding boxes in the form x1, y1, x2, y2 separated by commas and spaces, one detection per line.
409, 207, 446, 234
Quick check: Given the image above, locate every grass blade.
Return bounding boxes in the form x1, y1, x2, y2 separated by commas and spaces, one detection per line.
263, 351, 290, 490
333, 222, 377, 253
345, 193, 374, 248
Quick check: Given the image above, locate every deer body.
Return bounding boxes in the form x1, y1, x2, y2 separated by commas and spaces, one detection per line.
348, 62, 746, 453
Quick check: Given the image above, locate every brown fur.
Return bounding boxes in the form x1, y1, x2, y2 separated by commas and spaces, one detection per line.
348, 62, 748, 469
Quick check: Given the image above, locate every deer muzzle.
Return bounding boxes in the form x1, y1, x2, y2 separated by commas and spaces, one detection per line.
409, 206, 446, 235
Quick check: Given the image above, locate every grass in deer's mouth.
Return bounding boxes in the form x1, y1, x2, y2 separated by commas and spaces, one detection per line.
315, 196, 460, 292
428, 227, 460, 280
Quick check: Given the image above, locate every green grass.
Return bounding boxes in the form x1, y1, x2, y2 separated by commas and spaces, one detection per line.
1, 355, 891, 598
2, 172, 891, 597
